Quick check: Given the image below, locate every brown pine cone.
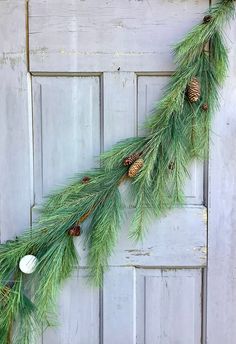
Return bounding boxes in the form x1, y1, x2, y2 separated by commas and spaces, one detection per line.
187, 77, 201, 103
127, 158, 144, 178
202, 103, 208, 111
123, 152, 142, 166
203, 15, 212, 23
168, 161, 175, 171
81, 176, 90, 184
68, 225, 81, 237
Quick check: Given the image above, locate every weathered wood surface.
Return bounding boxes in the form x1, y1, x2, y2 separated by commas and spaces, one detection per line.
0, 1, 31, 241
28, 0, 208, 72
44, 267, 202, 344
207, 19, 236, 344
135, 269, 202, 344
43, 269, 100, 344
107, 206, 207, 268
32, 76, 100, 203
5, 1, 236, 343
74, 206, 207, 268
41, 65, 206, 342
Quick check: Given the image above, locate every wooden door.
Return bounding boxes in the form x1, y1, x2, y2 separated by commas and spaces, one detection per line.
1, 1, 236, 344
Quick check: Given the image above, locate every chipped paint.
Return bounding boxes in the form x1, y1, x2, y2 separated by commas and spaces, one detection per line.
58, 49, 158, 57
193, 246, 207, 255
203, 207, 208, 225
125, 249, 150, 256
0, 52, 24, 70
132, 252, 150, 256
29, 47, 48, 64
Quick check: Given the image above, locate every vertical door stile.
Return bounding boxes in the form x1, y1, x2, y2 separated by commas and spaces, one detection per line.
102, 72, 137, 343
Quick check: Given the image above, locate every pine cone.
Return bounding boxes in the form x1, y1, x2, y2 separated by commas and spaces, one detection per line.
168, 161, 175, 171
81, 176, 90, 184
127, 158, 144, 178
187, 77, 201, 103
123, 152, 142, 166
68, 225, 81, 237
203, 15, 212, 24
202, 103, 208, 111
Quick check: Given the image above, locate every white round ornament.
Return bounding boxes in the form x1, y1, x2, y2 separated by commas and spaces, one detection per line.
19, 255, 38, 274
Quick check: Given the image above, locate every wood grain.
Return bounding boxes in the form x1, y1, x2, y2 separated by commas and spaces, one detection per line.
32, 76, 100, 204
3, 1, 230, 343
43, 269, 100, 344
0, 1, 31, 241
28, 0, 208, 72
207, 19, 236, 343
136, 269, 202, 343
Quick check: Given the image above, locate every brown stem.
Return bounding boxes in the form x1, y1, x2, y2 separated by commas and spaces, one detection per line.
7, 319, 13, 344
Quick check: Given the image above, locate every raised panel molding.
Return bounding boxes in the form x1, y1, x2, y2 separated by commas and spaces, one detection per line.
102, 267, 202, 344
32, 76, 100, 204
136, 269, 202, 344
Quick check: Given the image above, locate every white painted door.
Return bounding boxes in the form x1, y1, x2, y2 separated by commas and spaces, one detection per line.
1, 1, 236, 344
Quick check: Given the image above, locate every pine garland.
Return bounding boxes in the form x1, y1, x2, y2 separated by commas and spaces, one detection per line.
0, 1, 235, 342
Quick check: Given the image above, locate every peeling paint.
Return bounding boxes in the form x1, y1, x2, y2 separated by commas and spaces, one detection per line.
203, 208, 208, 225
57, 49, 158, 57
30, 47, 48, 56
0, 52, 24, 70
125, 249, 150, 256
132, 252, 150, 256
193, 246, 207, 255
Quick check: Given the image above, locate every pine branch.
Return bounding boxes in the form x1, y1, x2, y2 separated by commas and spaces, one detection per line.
33, 235, 78, 325
88, 187, 122, 286
129, 178, 156, 241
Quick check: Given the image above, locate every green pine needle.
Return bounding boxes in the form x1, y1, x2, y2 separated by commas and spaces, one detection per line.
88, 187, 123, 286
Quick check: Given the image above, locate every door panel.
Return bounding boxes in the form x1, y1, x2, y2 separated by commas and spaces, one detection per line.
44, 268, 202, 344
28, 0, 209, 72
43, 269, 100, 344
32, 76, 100, 202
136, 269, 202, 344
102, 268, 202, 344
29, 1, 207, 343
0, 1, 31, 241
103, 267, 136, 344
108, 207, 206, 268
103, 72, 136, 148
